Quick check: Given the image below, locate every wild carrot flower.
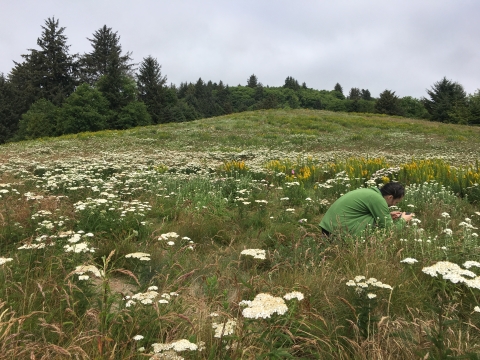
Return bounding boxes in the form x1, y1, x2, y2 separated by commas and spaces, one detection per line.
133, 335, 144, 341
367, 293, 377, 299
474, 306, 480, 313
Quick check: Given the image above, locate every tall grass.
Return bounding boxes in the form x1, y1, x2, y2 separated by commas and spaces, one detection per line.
1, 109, 480, 359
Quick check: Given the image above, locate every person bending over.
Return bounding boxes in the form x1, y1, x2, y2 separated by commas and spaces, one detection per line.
319, 182, 414, 237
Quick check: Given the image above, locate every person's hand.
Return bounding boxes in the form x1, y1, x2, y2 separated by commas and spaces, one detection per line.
390, 211, 402, 220
401, 212, 415, 222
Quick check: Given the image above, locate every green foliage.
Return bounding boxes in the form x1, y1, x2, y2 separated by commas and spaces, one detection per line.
116, 100, 152, 129
17, 98, 59, 139
375, 89, 403, 115
423, 77, 469, 124
80, 25, 133, 85
399, 96, 429, 119
348, 87, 361, 100
283, 76, 301, 91
247, 74, 258, 88
333, 83, 345, 99
58, 83, 109, 134
137, 56, 167, 124
0, 74, 18, 144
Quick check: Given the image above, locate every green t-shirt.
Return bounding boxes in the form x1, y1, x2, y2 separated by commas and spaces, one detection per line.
319, 187, 405, 237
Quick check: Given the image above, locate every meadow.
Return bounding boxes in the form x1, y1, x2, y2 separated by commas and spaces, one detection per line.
1, 109, 480, 359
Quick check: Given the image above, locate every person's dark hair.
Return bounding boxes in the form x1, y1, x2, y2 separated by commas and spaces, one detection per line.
379, 182, 405, 199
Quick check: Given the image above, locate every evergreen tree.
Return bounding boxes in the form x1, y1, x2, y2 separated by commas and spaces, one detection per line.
17, 98, 59, 139
58, 83, 110, 134
9, 17, 77, 107
375, 90, 403, 116
468, 90, 480, 125
80, 25, 133, 85
348, 87, 361, 100
422, 77, 469, 124
361, 89, 372, 100
398, 96, 429, 119
137, 56, 167, 124
0, 74, 18, 143
333, 83, 345, 99
247, 74, 258, 88
284, 76, 300, 91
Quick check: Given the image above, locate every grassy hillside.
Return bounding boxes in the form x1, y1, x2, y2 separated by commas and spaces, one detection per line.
1, 109, 480, 359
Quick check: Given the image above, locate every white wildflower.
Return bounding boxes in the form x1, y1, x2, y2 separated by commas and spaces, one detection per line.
126, 252, 151, 261
241, 293, 288, 319
240, 249, 266, 260
283, 291, 304, 301
400, 258, 418, 265
0, 257, 13, 265
212, 319, 237, 338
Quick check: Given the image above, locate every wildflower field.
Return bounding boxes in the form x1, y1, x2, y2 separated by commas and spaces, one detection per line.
1, 109, 480, 359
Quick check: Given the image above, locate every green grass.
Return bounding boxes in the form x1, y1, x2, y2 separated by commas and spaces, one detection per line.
0, 109, 480, 359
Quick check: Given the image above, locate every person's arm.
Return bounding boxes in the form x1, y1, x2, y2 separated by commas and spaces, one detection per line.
366, 196, 405, 230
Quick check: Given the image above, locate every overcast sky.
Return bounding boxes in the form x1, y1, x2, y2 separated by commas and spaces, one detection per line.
1, 0, 479, 98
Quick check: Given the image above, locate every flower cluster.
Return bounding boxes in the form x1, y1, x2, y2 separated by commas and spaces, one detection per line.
422, 261, 480, 289
212, 319, 237, 338
240, 293, 288, 319
125, 252, 151, 261
73, 264, 104, 280
240, 248, 266, 260
346, 276, 393, 290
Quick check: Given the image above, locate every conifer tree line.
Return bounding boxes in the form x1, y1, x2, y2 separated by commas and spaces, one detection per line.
1, 18, 479, 144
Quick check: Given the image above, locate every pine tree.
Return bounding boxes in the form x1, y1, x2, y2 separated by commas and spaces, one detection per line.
247, 74, 258, 88
422, 77, 468, 123
348, 88, 361, 100
283, 76, 300, 91
361, 89, 372, 100
9, 17, 77, 107
80, 25, 133, 85
375, 90, 403, 116
0, 74, 18, 143
137, 56, 167, 123
333, 83, 345, 99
